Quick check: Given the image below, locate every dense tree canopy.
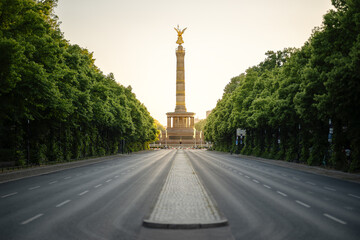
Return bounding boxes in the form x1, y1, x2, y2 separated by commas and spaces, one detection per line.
205, 0, 360, 172
0, 0, 157, 165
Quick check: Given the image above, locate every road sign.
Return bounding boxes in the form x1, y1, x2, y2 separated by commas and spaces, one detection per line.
236, 128, 246, 136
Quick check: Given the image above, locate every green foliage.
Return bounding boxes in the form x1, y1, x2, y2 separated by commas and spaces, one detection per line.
0, 0, 157, 165
154, 119, 165, 131
204, 1, 360, 172
195, 119, 206, 131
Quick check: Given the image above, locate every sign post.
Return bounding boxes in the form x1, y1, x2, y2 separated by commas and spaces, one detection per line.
236, 129, 246, 153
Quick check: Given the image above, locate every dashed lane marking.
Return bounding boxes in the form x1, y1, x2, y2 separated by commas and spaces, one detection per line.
94, 184, 102, 188
306, 181, 316, 186
348, 194, 360, 199
64, 176, 71, 180
49, 181, 57, 185
245, 175, 250, 179
263, 185, 271, 189
106, 179, 112, 183
56, 200, 71, 208
296, 200, 311, 208
324, 187, 336, 192
114, 175, 119, 178
323, 213, 346, 225
252, 179, 260, 184
28, 186, 40, 190
21, 214, 44, 225
277, 191, 287, 197
1, 192, 18, 198
78, 190, 89, 196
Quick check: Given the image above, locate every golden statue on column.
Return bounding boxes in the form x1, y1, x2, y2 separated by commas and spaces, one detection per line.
162, 25, 199, 147
174, 25, 187, 45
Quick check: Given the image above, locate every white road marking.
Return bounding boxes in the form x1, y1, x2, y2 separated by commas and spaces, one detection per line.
106, 179, 112, 183
238, 172, 243, 176
49, 181, 58, 184
28, 186, 40, 190
64, 176, 71, 180
277, 191, 287, 197
21, 213, 44, 225
348, 194, 360, 199
56, 200, 71, 208
78, 190, 89, 196
306, 181, 316, 186
94, 184, 102, 188
263, 185, 271, 189
252, 179, 260, 184
296, 200, 311, 208
1, 192, 18, 198
324, 187, 336, 191
114, 175, 119, 178
323, 213, 346, 225
245, 175, 250, 179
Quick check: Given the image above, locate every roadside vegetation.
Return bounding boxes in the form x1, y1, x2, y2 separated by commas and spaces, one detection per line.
204, 0, 360, 172
0, 0, 158, 166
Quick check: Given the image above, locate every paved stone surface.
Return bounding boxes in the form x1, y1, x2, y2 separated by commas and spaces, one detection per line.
144, 150, 227, 228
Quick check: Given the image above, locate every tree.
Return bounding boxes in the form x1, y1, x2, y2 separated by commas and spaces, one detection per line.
204, 0, 360, 171
0, 0, 157, 165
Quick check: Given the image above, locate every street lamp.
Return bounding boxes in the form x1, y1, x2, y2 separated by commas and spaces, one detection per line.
165, 130, 167, 148
326, 119, 333, 166
194, 129, 197, 148
27, 119, 30, 166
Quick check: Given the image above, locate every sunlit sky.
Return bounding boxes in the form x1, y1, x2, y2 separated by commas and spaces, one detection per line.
55, 0, 333, 126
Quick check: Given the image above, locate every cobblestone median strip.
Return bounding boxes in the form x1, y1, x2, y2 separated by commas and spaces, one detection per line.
143, 150, 228, 229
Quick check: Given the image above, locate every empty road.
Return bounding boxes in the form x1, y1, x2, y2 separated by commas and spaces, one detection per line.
0, 149, 359, 239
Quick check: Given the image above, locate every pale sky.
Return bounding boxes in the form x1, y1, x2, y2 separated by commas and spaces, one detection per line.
55, 0, 333, 126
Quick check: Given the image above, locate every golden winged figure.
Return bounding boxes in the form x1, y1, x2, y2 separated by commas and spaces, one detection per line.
174, 25, 187, 45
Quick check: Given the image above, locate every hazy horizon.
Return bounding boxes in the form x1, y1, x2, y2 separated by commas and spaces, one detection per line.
55, 0, 333, 126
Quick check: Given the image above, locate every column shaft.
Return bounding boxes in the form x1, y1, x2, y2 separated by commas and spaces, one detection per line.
175, 45, 186, 112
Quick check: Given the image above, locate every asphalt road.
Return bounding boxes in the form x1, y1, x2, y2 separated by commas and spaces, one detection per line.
186, 150, 360, 240
0, 150, 175, 240
0, 149, 359, 240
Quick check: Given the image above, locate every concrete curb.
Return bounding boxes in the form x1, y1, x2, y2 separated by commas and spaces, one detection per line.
142, 219, 228, 229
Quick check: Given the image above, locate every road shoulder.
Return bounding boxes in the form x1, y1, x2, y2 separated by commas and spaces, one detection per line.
0, 153, 133, 184
230, 153, 360, 184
